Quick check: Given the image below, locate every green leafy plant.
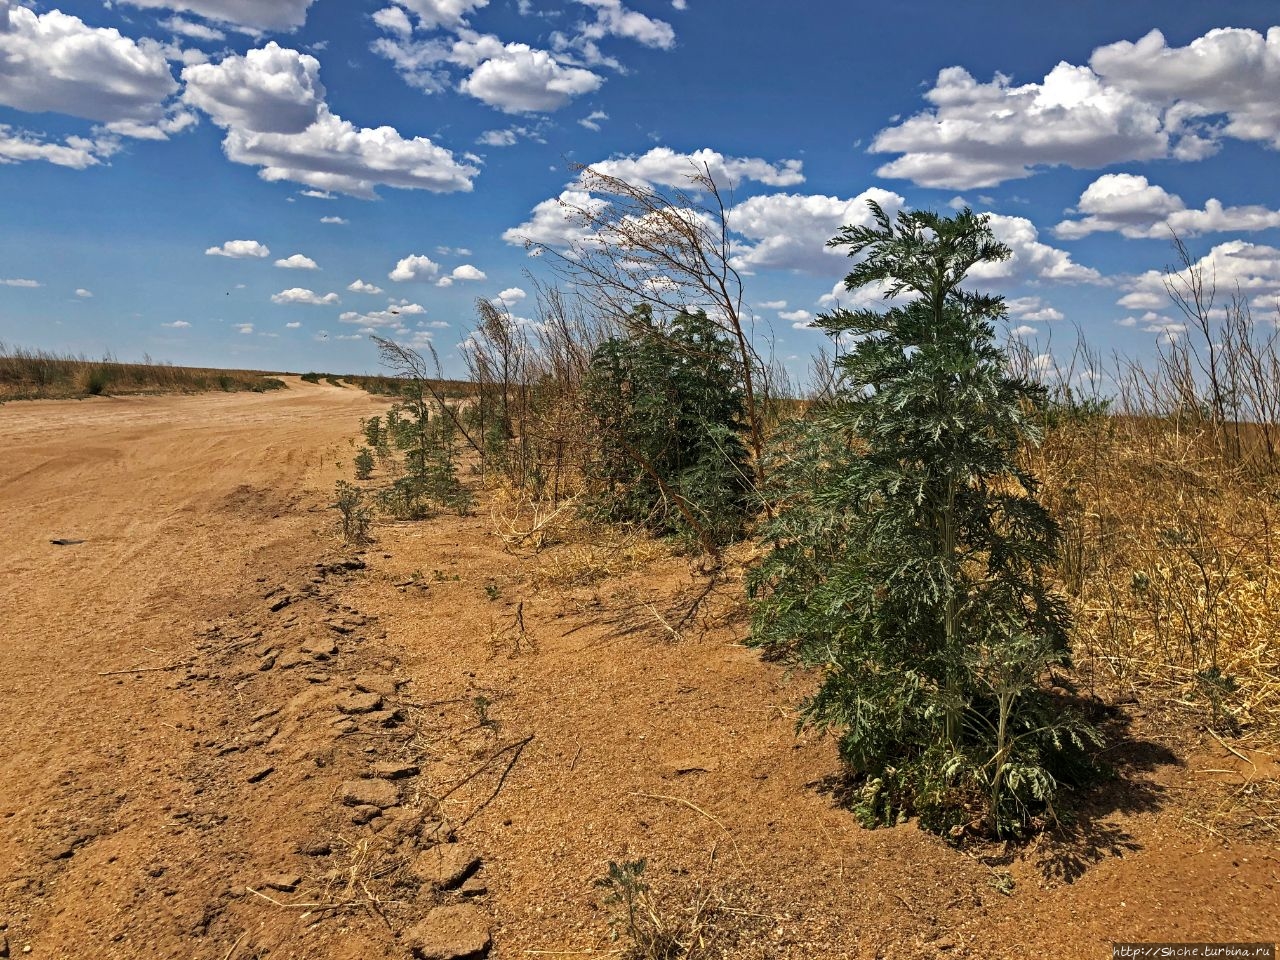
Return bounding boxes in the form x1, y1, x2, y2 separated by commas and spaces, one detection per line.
353, 447, 375, 480
334, 481, 371, 545
749, 202, 1101, 837
582, 307, 752, 555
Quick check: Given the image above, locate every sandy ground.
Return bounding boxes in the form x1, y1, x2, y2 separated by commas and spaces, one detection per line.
0, 382, 1275, 960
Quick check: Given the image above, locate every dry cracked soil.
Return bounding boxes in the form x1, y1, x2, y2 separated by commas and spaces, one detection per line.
0, 378, 1275, 960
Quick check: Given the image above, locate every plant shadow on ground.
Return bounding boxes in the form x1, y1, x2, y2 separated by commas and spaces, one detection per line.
808, 692, 1179, 885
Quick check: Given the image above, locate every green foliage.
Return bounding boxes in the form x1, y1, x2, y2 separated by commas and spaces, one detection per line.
362, 415, 383, 449
582, 307, 751, 551
300, 371, 323, 383
353, 447, 375, 480
372, 389, 473, 519
749, 202, 1101, 837
334, 481, 371, 545
85, 365, 112, 395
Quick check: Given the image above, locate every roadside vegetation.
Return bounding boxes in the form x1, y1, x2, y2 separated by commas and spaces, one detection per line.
0, 343, 285, 400
337, 164, 1278, 863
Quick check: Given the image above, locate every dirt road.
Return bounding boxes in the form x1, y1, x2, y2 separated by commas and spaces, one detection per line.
0, 381, 401, 958
0, 381, 1275, 960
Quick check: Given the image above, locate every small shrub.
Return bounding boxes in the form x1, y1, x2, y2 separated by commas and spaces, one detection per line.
301, 371, 322, 383
598, 859, 718, 960
334, 481, 371, 544
84, 365, 112, 396
353, 447, 375, 480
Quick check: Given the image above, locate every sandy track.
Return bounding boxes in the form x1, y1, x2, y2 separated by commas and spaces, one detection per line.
0, 381, 385, 958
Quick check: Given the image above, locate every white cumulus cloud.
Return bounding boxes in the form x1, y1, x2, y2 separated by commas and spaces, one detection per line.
206, 239, 270, 258
1, 277, 41, 287
460, 43, 603, 113
389, 254, 440, 282
872, 26, 1280, 189
271, 287, 339, 305
0, 4, 178, 125
729, 188, 905, 274
182, 42, 477, 197
348, 279, 385, 294
1055, 173, 1280, 239
118, 0, 318, 33
275, 253, 318, 269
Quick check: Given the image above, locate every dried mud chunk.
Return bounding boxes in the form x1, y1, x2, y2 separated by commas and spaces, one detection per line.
412, 845, 481, 890
352, 805, 383, 825
405, 903, 491, 960
337, 691, 383, 714
371, 761, 420, 780
353, 674, 399, 697
340, 779, 399, 809
262, 874, 301, 893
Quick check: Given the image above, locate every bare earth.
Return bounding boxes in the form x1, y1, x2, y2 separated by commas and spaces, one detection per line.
0, 381, 1275, 960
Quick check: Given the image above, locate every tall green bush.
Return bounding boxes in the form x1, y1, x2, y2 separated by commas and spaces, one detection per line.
582, 307, 751, 552
749, 203, 1100, 836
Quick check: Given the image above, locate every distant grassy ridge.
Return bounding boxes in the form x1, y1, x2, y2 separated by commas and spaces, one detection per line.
0, 343, 287, 400
302, 370, 477, 399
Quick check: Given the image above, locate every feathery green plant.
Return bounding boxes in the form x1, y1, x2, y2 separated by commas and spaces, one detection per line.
749, 202, 1101, 836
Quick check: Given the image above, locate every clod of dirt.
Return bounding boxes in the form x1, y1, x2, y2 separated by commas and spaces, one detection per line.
262, 874, 301, 893
340, 779, 399, 809
404, 903, 491, 960
246, 765, 274, 784
370, 761, 419, 780
49, 538, 86, 546
295, 839, 332, 856
353, 674, 399, 697
275, 650, 311, 670
337, 691, 383, 714
351, 805, 383, 825
459, 876, 487, 897
412, 845, 480, 890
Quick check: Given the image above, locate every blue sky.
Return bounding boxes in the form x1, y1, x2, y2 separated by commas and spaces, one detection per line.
3, 0, 1280, 379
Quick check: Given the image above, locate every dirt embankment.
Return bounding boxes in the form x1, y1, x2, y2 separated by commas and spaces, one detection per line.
0, 382, 1275, 960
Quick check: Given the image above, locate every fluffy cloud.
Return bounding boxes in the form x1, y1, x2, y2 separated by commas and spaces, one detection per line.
579, 110, 608, 132
162, 319, 191, 328
388, 0, 489, 31
434, 263, 486, 287
321, 216, 348, 224
0, 4, 177, 124
348, 279, 385, 294
182, 43, 477, 197
1119, 240, 1280, 312
729, 188, 905, 274
872, 63, 1166, 188
496, 286, 527, 303
118, 0, 317, 32
567, 0, 675, 52
183, 42, 324, 134
971, 214, 1104, 286
75, 288, 93, 298
275, 253, 318, 269
0, 126, 115, 169
389, 254, 440, 282
502, 189, 609, 248
285, 320, 301, 328
1005, 296, 1065, 322
460, 43, 602, 113
271, 287, 339, 304
1, 277, 40, 287
206, 239, 269, 258
339, 302, 429, 328
872, 27, 1280, 189
1055, 173, 1280, 239
589, 146, 804, 189
160, 16, 225, 41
